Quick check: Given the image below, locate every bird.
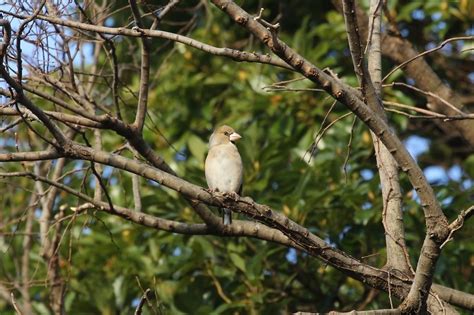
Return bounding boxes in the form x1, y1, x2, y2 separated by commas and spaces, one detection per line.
205, 125, 243, 225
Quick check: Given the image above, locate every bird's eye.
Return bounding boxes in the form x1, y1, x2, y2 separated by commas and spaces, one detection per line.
224, 131, 230, 136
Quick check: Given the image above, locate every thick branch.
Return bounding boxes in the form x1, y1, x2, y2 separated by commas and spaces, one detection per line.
365, 0, 411, 275
32, 143, 414, 300
344, 0, 410, 277
0, 150, 61, 161
0, 171, 301, 249
432, 284, 474, 311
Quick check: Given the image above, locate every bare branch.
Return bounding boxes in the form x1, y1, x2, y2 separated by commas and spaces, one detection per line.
0, 150, 414, 302
209, 0, 448, 236
440, 205, 474, 248
293, 310, 400, 315
2, 11, 293, 70
0, 19, 68, 146
384, 82, 467, 117
383, 36, 474, 83
0, 150, 61, 161
134, 288, 153, 315
10, 292, 24, 315
209, 1, 451, 312
129, 0, 151, 132
366, 0, 411, 277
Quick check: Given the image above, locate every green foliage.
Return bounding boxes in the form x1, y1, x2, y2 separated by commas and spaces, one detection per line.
0, 0, 472, 314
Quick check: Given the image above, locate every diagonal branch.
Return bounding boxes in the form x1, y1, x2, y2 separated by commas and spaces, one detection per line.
209, 1, 451, 312
383, 36, 474, 83
208, 0, 447, 237
34, 143, 418, 297
0, 171, 300, 249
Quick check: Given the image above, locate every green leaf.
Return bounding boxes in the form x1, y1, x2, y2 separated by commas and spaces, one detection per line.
229, 252, 246, 273
463, 154, 474, 178
187, 134, 207, 163
112, 275, 125, 308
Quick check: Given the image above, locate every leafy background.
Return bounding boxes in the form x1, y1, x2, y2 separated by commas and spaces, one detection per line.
0, 0, 473, 314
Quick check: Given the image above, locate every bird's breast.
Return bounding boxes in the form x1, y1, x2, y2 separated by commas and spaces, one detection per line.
205, 144, 243, 192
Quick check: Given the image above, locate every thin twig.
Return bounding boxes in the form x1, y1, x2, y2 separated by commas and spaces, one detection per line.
206, 261, 232, 304
134, 288, 153, 315
383, 36, 474, 82
303, 99, 337, 163
343, 115, 357, 183
384, 82, 466, 116
11, 292, 23, 315
440, 205, 474, 248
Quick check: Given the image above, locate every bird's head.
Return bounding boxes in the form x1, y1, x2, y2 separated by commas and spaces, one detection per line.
209, 125, 242, 147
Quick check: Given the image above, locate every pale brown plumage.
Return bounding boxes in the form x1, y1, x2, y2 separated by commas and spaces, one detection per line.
205, 125, 243, 225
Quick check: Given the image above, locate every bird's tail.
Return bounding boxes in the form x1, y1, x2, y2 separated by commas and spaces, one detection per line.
223, 208, 232, 225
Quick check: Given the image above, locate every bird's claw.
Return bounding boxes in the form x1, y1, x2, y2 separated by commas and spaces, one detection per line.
205, 187, 219, 194
205, 188, 239, 202
223, 191, 240, 201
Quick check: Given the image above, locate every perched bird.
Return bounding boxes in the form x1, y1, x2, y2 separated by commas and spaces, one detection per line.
205, 125, 243, 225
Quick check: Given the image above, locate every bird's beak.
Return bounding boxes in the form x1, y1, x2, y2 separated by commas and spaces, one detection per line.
229, 132, 242, 142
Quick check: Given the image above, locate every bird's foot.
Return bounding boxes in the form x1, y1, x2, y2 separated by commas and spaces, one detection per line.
223, 191, 240, 202
205, 187, 219, 194
241, 196, 255, 206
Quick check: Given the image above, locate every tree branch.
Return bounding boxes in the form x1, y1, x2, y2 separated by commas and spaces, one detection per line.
129, 0, 151, 132
1, 11, 293, 70
345, 0, 411, 277
209, 1, 451, 312
0, 18, 68, 147
209, 0, 447, 238
332, 0, 474, 147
